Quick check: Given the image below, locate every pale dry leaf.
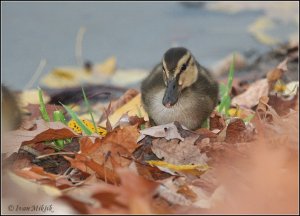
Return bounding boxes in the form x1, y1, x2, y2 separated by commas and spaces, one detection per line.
2, 120, 78, 157
156, 185, 192, 206
138, 122, 185, 143
231, 78, 269, 108
151, 135, 208, 165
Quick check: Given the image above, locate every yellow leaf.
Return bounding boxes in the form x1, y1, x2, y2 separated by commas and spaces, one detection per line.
147, 160, 209, 176
40, 57, 117, 89
248, 16, 279, 46
228, 108, 242, 117
19, 89, 50, 112
99, 93, 149, 127
93, 56, 117, 75
68, 119, 107, 136
274, 80, 287, 92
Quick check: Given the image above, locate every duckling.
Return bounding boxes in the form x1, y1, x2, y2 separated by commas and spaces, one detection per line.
141, 47, 219, 130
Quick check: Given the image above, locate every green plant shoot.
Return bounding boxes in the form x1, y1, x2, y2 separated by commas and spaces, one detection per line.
218, 54, 235, 116
81, 87, 97, 132
61, 103, 93, 135
38, 87, 50, 122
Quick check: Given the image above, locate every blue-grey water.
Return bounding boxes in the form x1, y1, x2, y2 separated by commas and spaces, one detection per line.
2, 2, 294, 90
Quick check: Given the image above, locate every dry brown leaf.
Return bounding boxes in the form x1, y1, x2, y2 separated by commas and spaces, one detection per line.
12, 166, 74, 190
138, 122, 185, 142
268, 91, 298, 116
209, 111, 226, 131
156, 176, 215, 208
65, 154, 120, 185
151, 135, 208, 166
231, 78, 269, 108
195, 128, 218, 139
66, 124, 140, 183
63, 168, 159, 214
225, 118, 255, 144
114, 113, 146, 128
267, 58, 288, 91
2, 120, 78, 158
99, 89, 139, 123
99, 94, 148, 128
156, 178, 192, 206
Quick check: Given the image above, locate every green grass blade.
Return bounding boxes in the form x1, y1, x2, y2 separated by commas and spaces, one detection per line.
227, 54, 235, 96
60, 103, 92, 135
55, 110, 67, 125
218, 54, 235, 115
81, 87, 97, 133
38, 87, 50, 122
53, 110, 65, 149
219, 83, 227, 98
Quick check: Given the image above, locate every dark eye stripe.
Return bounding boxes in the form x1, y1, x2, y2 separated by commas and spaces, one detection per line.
178, 55, 192, 78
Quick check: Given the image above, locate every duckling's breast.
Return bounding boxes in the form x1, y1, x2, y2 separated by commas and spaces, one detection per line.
145, 89, 210, 130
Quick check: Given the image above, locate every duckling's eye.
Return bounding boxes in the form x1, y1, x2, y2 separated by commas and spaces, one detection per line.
181, 64, 187, 71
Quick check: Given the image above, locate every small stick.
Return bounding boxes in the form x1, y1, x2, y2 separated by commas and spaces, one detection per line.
75, 26, 86, 66
36, 152, 75, 159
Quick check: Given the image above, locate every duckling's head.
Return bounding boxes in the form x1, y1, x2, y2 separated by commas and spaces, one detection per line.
162, 47, 198, 108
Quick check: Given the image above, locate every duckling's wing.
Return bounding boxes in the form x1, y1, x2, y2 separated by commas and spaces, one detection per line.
141, 63, 165, 112
194, 62, 219, 106
141, 63, 164, 92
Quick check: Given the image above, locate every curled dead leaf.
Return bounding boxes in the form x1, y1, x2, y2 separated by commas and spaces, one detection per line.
231, 78, 269, 108
209, 111, 226, 131
225, 118, 255, 144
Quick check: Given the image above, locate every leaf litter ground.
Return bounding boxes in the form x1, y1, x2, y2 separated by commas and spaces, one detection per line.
2, 58, 299, 214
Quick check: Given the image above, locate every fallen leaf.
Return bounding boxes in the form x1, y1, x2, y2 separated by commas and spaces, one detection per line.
99, 94, 148, 127
18, 89, 50, 112
225, 118, 255, 144
283, 81, 299, 96
151, 135, 208, 166
138, 122, 185, 142
156, 183, 192, 206
267, 58, 288, 91
209, 111, 226, 131
66, 124, 140, 183
13, 166, 73, 189
268, 90, 298, 116
63, 168, 159, 214
231, 78, 269, 108
248, 16, 279, 45
41, 57, 117, 89
110, 69, 149, 87
147, 160, 209, 176
2, 120, 78, 157
99, 89, 139, 122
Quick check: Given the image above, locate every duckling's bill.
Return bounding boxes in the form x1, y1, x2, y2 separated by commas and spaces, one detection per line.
162, 78, 180, 108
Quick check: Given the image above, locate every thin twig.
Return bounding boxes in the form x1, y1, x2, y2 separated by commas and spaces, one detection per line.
36, 152, 75, 159
75, 26, 86, 66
